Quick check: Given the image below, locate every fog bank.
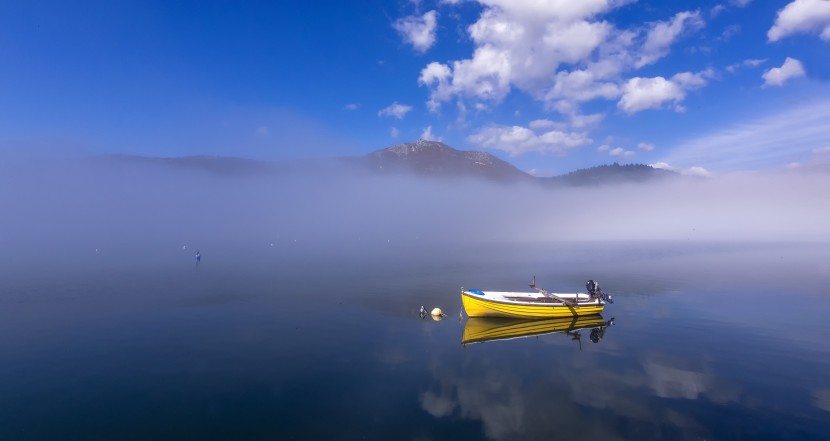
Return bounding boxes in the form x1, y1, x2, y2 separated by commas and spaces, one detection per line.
1, 157, 828, 270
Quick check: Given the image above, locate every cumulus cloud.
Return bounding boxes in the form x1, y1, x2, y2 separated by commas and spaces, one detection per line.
762, 57, 805, 87
468, 124, 591, 156
419, 62, 454, 112
544, 69, 621, 106
609, 147, 635, 160
618, 70, 713, 114
618, 77, 684, 114
638, 142, 655, 151
393, 10, 439, 53
378, 102, 414, 119
418, 2, 707, 119
768, 0, 830, 42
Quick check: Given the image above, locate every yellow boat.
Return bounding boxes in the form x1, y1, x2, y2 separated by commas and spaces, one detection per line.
461, 278, 612, 318
462, 315, 613, 345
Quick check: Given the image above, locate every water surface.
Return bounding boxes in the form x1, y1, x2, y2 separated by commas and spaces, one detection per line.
2, 241, 829, 440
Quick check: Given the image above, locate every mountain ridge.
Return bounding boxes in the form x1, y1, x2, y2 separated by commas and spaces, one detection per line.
100, 140, 677, 185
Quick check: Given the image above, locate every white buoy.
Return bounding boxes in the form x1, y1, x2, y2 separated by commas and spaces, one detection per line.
431, 307, 447, 321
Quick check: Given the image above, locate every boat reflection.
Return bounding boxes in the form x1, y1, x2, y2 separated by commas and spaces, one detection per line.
462, 314, 614, 347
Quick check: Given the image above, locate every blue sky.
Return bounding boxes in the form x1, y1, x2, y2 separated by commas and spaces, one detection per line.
1, 0, 829, 175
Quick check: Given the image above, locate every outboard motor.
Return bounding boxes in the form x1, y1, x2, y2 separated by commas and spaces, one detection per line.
586, 280, 599, 296
586, 279, 614, 304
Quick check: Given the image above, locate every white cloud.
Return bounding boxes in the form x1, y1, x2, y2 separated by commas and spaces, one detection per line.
618, 70, 712, 114
685, 166, 712, 177
762, 57, 805, 87
421, 125, 441, 141
725, 58, 766, 73
638, 142, 655, 151
343, 103, 359, 110
657, 100, 830, 171
569, 112, 605, 129
710, 5, 726, 18
378, 102, 414, 119
417, 1, 620, 109
390, 127, 400, 138
528, 119, 557, 130
720, 24, 741, 41
418, 2, 707, 117
419, 62, 453, 112
768, 0, 830, 42
650, 162, 711, 176
672, 69, 713, 89
545, 69, 621, 105
731, 0, 752, 6
468, 124, 591, 156
637, 11, 705, 68
618, 76, 684, 113
609, 147, 636, 160
393, 10, 439, 53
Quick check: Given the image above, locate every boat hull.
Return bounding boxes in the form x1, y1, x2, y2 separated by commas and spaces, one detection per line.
462, 290, 604, 318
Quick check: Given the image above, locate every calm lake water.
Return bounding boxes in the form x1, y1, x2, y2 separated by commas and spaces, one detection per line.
2, 241, 829, 440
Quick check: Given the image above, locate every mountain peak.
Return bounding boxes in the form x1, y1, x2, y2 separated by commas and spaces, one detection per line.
377, 139, 453, 157
366, 140, 531, 182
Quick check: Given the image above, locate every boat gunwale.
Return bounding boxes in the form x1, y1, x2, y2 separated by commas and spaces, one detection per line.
462, 290, 604, 308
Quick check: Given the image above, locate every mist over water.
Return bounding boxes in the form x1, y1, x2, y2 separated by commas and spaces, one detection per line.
1, 155, 830, 440
1, 156, 828, 266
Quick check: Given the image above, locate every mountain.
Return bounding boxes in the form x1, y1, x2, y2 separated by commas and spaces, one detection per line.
363, 140, 532, 183
99, 141, 677, 185
547, 163, 677, 186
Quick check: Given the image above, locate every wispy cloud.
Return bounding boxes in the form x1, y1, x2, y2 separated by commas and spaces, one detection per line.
393, 10, 438, 53
658, 100, 830, 171
378, 102, 413, 119
726, 58, 767, 74
420, 125, 441, 141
